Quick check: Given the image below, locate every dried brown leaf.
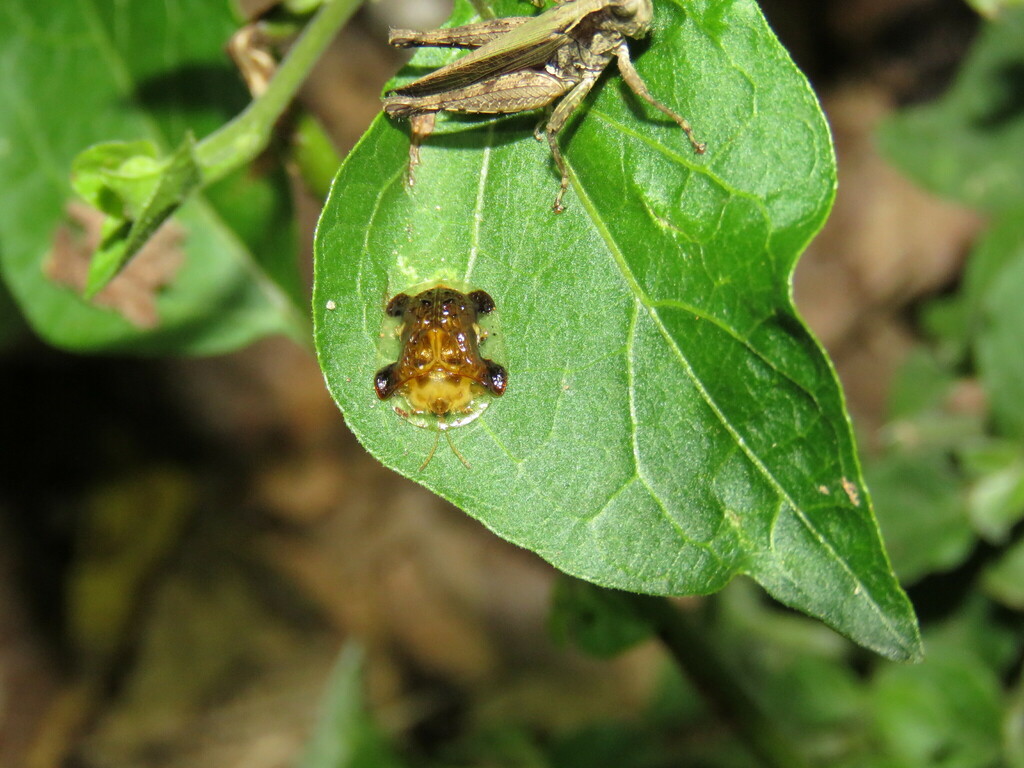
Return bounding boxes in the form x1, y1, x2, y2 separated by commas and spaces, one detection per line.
45, 202, 187, 329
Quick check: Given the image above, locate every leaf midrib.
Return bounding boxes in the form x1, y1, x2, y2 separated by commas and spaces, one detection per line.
568, 154, 908, 649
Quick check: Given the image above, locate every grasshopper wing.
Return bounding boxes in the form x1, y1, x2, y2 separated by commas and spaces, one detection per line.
389, 0, 607, 96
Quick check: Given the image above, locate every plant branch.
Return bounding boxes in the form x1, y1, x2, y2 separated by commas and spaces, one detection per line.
627, 594, 811, 768
195, 0, 361, 182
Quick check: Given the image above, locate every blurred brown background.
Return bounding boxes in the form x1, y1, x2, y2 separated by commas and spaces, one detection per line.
0, 0, 983, 765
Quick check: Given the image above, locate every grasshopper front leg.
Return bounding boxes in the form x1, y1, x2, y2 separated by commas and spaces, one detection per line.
406, 113, 436, 183
543, 70, 602, 213
385, 71, 571, 186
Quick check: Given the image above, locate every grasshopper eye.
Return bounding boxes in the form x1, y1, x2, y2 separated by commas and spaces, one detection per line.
611, 0, 641, 18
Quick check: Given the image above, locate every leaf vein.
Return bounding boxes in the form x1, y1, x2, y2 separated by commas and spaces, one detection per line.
589, 109, 770, 223
624, 299, 728, 564
464, 124, 494, 282
579, 475, 639, 524
571, 158, 901, 643
650, 298, 825, 406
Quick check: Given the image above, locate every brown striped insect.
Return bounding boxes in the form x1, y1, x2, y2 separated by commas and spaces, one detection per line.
382, 0, 705, 212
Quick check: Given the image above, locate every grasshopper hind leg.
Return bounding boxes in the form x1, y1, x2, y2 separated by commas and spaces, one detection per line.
389, 18, 530, 49
615, 42, 706, 154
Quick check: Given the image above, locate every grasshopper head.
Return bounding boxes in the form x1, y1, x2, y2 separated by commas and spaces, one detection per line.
609, 0, 653, 37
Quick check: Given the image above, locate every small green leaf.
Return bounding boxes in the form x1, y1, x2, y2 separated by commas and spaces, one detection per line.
878, 9, 1024, 213
870, 624, 1005, 768
549, 578, 654, 658
314, 0, 920, 659
878, 348, 984, 455
871, 653, 1003, 768
759, 656, 864, 734
927, 596, 1020, 675
961, 210, 1024, 440
866, 450, 974, 585
299, 645, 405, 768
962, 440, 1024, 541
83, 134, 202, 297
982, 536, 1024, 608
71, 140, 163, 217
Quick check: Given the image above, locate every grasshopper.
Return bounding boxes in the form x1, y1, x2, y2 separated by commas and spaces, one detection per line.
382, 0, 706, 212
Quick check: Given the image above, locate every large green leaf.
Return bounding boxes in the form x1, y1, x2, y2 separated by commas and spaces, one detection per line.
0, 0, 305, 354
314, 0, 920, 659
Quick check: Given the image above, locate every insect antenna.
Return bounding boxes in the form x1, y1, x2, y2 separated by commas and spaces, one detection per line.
420, 430, 441, 471
445, 430, 472, 469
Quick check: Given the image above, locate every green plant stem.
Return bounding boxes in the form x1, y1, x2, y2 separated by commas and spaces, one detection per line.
627, 594, 810, 768
195, 0, 361, 183
1007, 666, 1024, 768
292, 112, 343, 199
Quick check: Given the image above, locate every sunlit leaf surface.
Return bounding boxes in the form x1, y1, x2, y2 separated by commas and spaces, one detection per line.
314, 0, 920, 659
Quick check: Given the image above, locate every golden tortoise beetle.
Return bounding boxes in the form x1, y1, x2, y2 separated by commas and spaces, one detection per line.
374, 285, 507, 469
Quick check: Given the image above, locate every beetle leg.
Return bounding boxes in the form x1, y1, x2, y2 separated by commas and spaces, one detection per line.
615, 41, 705, 154
544, 70, 601, 212
374, 363, 402, 400
468, 290, 495, 314
481, 359, 508, 396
